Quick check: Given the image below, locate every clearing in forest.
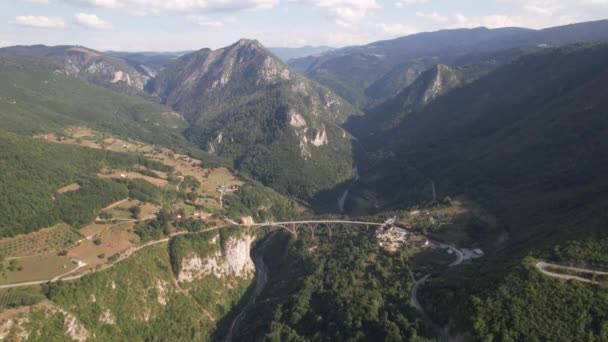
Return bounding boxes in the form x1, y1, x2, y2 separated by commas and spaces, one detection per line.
100, 199, 160, 221
56, 183, 81, 194
97, 170, 168, 188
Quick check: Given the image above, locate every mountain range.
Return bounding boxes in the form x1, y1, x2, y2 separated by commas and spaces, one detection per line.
290, 20, 608, 107
2, 18, 608, 341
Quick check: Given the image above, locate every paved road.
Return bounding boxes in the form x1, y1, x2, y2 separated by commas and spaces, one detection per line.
410, 274, 430, 311
408, 241, 466, 341
536, 261, 607, 284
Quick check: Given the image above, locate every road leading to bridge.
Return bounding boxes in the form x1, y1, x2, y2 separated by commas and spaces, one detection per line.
0, 220, 381, 289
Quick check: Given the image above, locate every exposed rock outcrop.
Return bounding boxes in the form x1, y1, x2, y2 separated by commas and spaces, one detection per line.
178, 234, 255, 283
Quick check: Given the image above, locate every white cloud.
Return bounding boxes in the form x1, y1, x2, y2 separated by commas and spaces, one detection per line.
21, 0, 50, 3
187, 15, 237, 28
450, 13, 522, 28
293, 0, 380, 26
64, 0, 278, 15
416, 11, 448, 23
74, 13, 112, 29
13, 16, 66, 28
395, 0, 427, 7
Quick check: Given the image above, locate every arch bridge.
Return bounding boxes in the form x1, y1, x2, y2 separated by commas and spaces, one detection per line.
246, 220, 385, 239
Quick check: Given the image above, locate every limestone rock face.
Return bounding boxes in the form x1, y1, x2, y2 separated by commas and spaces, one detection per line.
178, 234, 255, 283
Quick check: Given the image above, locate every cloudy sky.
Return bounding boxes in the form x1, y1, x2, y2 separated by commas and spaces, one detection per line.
0, 0, 607, 51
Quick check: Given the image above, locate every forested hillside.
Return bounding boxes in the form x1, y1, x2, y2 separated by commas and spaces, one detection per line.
0, 131, 170, 237
0, 55, 187, 148
346, 42, 608, 339
0, 45, 153, 95
233, 229, 435, 341
291, 20, 608, 107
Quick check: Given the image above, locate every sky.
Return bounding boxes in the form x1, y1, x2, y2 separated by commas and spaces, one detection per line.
0, 0, 607, 51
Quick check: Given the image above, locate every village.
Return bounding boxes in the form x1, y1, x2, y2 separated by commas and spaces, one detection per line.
375, 216, 485, 261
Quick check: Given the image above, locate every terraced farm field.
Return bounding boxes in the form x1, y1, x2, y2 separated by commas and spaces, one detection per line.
0, 225, 82, 258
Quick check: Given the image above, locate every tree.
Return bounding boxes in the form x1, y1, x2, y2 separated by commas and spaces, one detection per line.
130, 205, 141, 219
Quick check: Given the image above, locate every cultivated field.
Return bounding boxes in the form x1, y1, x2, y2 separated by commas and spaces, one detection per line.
68, 221, 140, 270
0, 254, 77, 285
0, 225, 82, 258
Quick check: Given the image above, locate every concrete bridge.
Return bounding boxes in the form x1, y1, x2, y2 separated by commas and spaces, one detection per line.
246, 219, 385, 239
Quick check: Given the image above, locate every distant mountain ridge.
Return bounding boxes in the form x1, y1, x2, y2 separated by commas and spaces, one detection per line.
0, 45, 153, 95
268, 46, 334, 61
290, 20, 608, 107
105, 50, 192, 75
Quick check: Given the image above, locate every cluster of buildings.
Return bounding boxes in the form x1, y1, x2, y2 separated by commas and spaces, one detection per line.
216, 184, 239, 193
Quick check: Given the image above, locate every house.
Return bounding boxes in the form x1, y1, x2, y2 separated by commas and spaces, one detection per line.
71, 258, 84, 267
176, 214, 182, 219
473, 249, 485, 256
120, 173, 127, 178
392, 227, 409, 236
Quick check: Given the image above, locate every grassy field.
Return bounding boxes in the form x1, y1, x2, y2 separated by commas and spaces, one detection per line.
0, 224, 82, 258
0, 254, 77, 284
80, 223, 113, 237
101, 199, 161, 221
97, 170, 168, 187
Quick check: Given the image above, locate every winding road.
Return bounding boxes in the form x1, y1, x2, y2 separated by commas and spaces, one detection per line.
535, 261, 608, 284
408, 240, 466, 342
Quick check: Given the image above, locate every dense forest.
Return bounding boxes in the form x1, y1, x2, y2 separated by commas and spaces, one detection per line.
233, 229, 433, 341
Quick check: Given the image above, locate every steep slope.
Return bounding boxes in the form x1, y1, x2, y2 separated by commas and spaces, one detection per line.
0, 55, 186, 146
0, 45, 152, 95
353, 43, 608, 213
148, 39, 360, 199
291, 20, 608, 107
348, 43, 608, 338
348, 64, 464, 139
